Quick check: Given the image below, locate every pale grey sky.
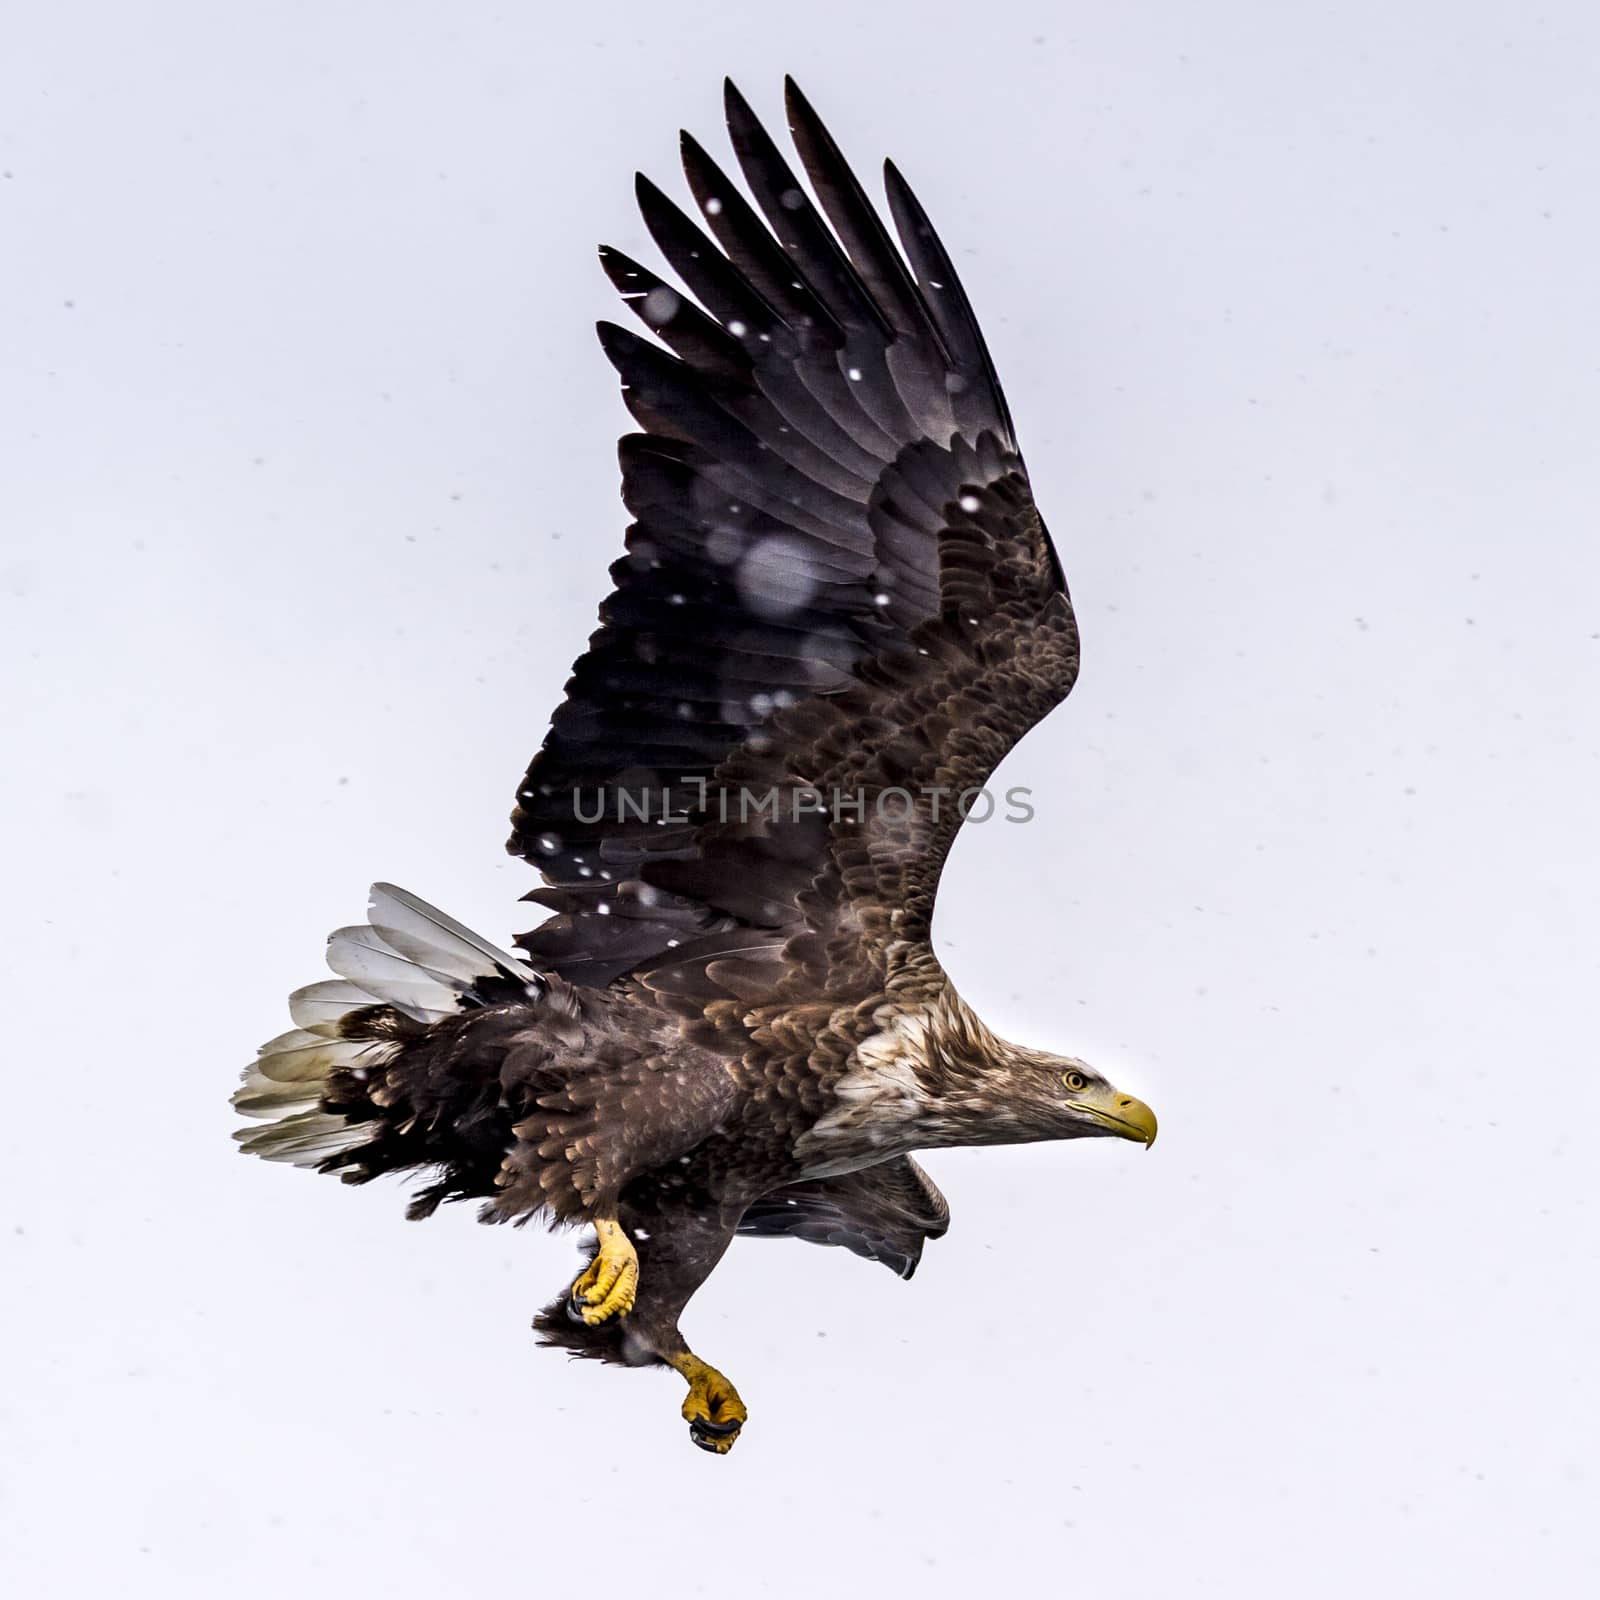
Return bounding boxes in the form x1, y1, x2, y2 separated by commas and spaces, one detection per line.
4, 3, 1597, 1595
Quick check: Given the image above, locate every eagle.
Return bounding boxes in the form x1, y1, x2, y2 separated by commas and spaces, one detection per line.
233, 77, 1158, 1455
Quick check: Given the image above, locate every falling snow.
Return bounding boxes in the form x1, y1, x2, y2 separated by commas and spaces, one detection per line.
641, 286, 681, 327
736, 534, 821, 621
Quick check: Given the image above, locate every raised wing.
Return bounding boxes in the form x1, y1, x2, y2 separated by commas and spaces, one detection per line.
509, 79, 1076, 993
736, 1156, 951, 1279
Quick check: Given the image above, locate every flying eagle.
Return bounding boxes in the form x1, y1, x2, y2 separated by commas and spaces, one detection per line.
234, 78, 1157, 1454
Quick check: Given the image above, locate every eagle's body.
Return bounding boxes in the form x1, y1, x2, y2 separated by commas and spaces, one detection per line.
234, 79, 1157, 1453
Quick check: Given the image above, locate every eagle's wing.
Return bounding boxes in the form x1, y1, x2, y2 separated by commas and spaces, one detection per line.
510, 79, 1075, 995
735, 1156, 950, 1280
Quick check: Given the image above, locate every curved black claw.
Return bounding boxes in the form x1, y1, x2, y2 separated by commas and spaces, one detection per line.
689, 1416, 743, 1454
565, 1289, 588, 1324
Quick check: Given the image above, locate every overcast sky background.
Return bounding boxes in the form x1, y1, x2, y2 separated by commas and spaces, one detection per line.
4, 2, 1598, 1595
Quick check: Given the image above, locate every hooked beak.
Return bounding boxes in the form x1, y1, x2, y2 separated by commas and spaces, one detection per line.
1081, 1091, 1159, 1149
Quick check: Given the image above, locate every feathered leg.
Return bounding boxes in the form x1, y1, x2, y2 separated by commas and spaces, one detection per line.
621, 1201, 747, 1453
536, 1185, 749, 1453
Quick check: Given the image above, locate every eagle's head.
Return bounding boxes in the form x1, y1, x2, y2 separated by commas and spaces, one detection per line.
1028, 1051, 1159, 1147
928, 993, 1158, 1150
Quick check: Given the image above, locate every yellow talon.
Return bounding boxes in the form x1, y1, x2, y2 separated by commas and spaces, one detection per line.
568, 1218, 639, 1326
667, 1352, 748, 1455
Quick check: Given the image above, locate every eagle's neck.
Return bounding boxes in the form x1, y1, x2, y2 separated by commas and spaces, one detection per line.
794, 985, 1062, 1176
914, 986, 1067, 1140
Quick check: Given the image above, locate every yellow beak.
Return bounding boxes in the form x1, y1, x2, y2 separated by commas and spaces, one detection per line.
1084, 1092, 1158, 1149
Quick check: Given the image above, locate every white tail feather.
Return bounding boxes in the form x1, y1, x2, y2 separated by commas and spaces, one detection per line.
324, 925, 466, 1021
366, 883, 539, 990
233, 1081, 324, 1120
288, 980, 376, 1037
235, 1110, 373, 1162
250, 1028, 370, 1083
232, 885, 542, 1170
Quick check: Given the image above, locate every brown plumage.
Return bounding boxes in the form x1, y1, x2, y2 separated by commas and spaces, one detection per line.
233, 77, 1157, 1454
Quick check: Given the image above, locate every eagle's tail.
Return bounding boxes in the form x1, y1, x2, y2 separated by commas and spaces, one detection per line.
230, 883, 543, 1170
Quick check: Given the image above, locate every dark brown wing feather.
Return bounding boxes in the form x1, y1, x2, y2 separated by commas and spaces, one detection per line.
736, 1155, 951, 1279
509, 78, 1075, 996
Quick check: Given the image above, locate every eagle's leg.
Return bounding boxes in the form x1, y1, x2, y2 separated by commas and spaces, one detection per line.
567, 1217, 639, 1326
662, 1345, 748, 1455
535, 1181, 750, 1452
618, 1195, 748, 1454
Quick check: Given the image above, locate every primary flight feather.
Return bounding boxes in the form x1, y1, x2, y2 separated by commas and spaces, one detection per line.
234, 77, 1157, 1455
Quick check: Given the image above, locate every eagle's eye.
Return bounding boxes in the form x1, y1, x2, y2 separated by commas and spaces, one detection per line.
1062, 1070, 1089, 1092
